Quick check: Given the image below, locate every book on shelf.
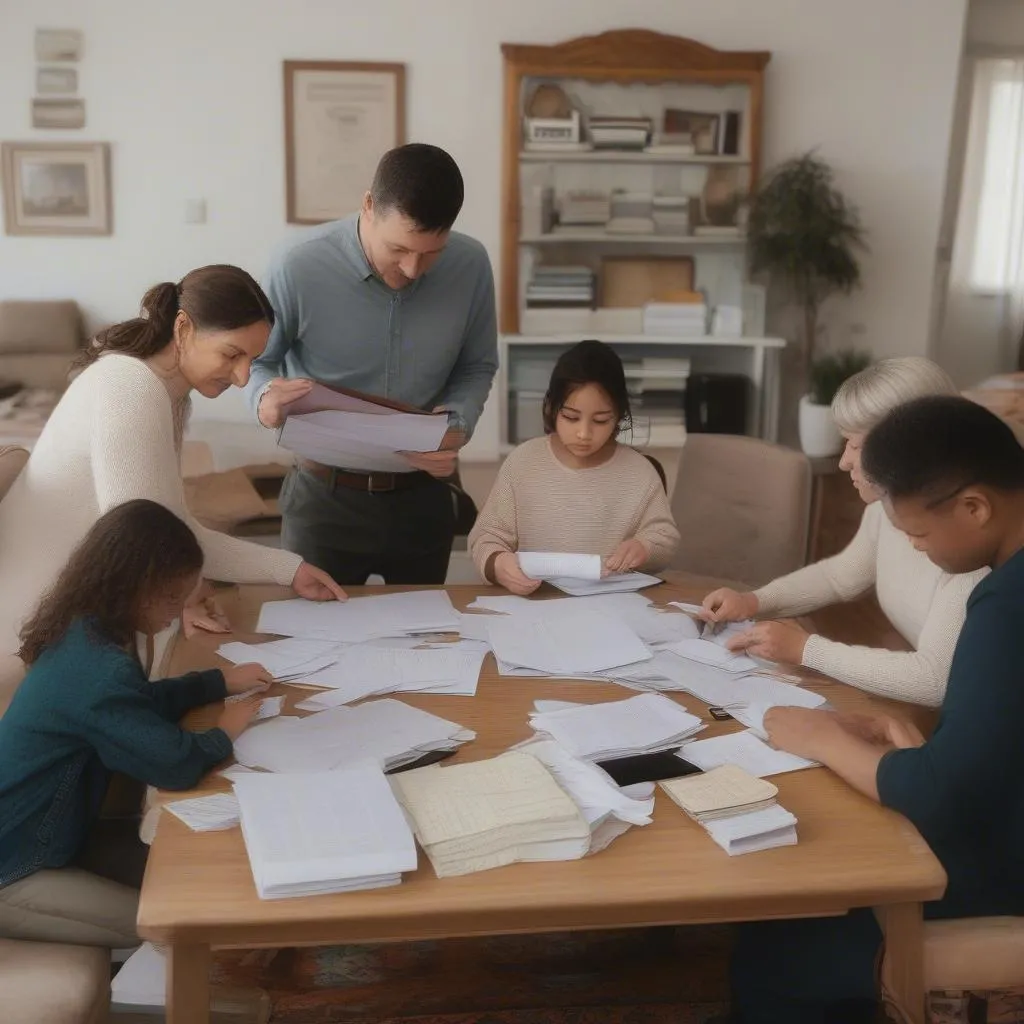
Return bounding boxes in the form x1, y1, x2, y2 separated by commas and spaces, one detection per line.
606, 216, 656, 235
645, 137, 697, 155
523, 141, 594, 153
588, 116, 652, 150
693, 224, 743, 237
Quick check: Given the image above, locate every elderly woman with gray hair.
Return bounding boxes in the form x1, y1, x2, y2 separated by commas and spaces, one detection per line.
700, 356, 987, 706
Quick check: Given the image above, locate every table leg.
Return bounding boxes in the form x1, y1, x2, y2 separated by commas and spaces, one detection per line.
167, 942, 211, 1024
875, 902, 925, 1024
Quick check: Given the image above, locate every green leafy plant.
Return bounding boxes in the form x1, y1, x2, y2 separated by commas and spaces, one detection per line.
808, 349, 872, 407
746, 151, 867, 377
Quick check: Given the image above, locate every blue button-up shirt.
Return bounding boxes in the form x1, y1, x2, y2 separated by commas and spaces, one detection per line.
246, 214, 498, 436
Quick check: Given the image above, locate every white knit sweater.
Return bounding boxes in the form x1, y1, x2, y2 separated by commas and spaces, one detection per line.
753, 501, 987, 706
0, 354, 301, 656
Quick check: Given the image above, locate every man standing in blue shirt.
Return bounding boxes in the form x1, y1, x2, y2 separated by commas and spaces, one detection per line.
246, 144, 498, 585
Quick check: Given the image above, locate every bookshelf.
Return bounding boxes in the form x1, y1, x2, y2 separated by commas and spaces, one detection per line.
497, 30, 782, 450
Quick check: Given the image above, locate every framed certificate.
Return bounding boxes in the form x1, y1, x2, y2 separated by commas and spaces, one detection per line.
283, 60, 406, 225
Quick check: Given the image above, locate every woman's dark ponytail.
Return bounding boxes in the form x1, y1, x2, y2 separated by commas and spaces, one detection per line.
73, 264, 273, 372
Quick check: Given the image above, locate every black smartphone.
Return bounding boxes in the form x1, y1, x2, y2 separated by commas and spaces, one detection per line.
596, 750, 703, 787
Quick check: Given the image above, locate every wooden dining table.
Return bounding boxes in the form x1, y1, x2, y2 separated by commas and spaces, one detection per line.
138, 574, 945, 1024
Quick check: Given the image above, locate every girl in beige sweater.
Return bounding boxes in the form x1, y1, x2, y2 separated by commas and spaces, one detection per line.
469, 341, 679, 594
701, 357, 987, 706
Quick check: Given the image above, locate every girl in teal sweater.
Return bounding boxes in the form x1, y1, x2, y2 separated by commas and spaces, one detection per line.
0, 499, 269, 948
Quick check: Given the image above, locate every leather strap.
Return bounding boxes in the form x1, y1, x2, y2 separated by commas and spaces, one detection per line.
297, 459, 432, 493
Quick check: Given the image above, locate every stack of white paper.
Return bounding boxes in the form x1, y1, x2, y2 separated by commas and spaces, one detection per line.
294, 644, 485, 706
486, 608, 650, 676
278, 384, 449, 473
218, 637, 344, 680
702, 805, 799, 855
233, 698, 474, 773
233, 764, 417, 898
679, 730, 818, 778
516, 738, 655, 852
256, 590, 459, 642
390, 751, 591, 877
660, 764, 797, 855
529, 693, 704, 760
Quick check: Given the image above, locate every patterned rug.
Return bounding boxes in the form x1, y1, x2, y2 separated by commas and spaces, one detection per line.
208, 925, 732, 1024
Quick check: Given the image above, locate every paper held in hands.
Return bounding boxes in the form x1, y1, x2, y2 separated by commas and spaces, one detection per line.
277, 382, 449, 473
515, 551, 661, 596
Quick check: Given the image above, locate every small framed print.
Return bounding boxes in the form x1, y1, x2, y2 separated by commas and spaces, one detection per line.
36, 66, 79, 95
1, 142, 112, 236
34, 28, 83, 62
283, 60, 406, 224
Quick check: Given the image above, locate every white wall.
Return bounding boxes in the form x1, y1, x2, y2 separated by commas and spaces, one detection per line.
0, 0, 967, 457
967, 0, 1024, 46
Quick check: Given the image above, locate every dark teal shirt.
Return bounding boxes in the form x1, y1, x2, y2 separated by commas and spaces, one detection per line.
877, 548, 1024, 917
0, 619, 232, 887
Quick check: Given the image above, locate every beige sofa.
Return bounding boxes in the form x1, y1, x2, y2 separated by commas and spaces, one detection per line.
0, 299, 84, 391
0, 445, 111, 1023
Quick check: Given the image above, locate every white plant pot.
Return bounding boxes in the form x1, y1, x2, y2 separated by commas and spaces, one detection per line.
798, 395, 843, 457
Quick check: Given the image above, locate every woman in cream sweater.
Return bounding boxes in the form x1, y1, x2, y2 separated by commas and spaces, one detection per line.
0, 265, 344, 658
700, 357, 987, 706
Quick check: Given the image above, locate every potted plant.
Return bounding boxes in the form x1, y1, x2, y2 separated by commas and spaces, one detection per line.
746, 151, 868, 414
800, 350, 872, 457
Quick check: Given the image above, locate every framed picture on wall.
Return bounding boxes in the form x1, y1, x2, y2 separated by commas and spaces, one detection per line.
283, 60, 406, 225
1, 141, 111, 236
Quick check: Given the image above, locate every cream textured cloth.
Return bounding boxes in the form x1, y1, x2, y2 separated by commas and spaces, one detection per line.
754, 501, 987, 706
468, 436, 679, 578
0, 354, 301, 656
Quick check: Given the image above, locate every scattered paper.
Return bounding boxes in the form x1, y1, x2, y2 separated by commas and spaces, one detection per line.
530, 693, 704, 760
164, 793, 240, 832
486, 607, 650, 676
679, 730, 817, 778
256, 590, 458, 642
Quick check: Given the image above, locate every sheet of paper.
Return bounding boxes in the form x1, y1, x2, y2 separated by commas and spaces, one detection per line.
455, 612, 496, 642
254, 696, 284, 720
164, 793, 240, 832
666, 638, 761, 674
547, 572, 662, 597
669, 601, 704, 616
679, 730, 818, 777
217, 637, 343, 679
660, 764, 778, 815
218, 764, 261, 782
257, 590, 458, 641
299, 645, 484, 698
467, 595, 533, 613
233, 763, 418, 898
486, 608, 650, 676
517, 551, 602, 581
520, 738, 655, 827
110, 943, 166, 1008
531, 692, 704, 760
